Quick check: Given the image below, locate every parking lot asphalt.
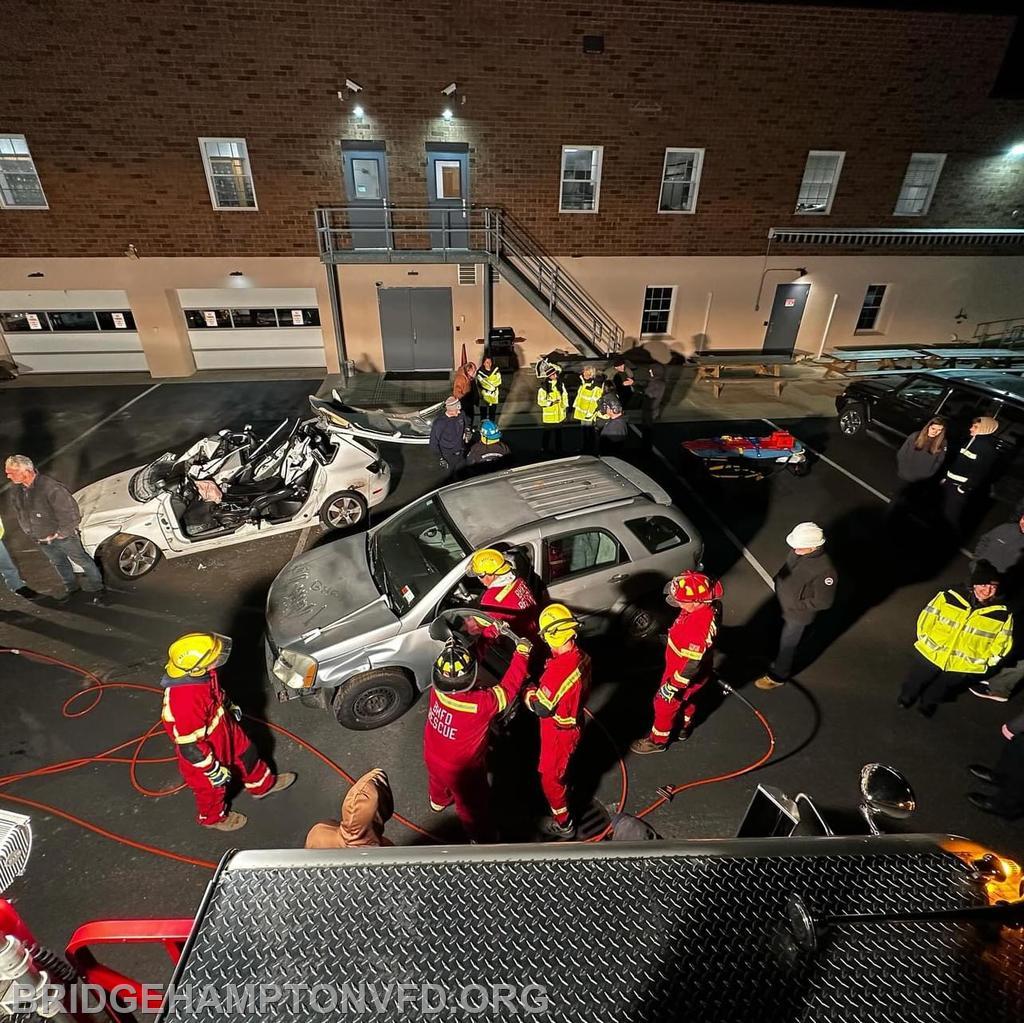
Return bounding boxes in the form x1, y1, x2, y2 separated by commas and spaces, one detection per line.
1, 377, 1022, 977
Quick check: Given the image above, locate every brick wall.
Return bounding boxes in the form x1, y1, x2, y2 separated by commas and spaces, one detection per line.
0, 1, 1020, 260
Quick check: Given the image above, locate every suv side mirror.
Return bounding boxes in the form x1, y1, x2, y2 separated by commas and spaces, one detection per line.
859, 763, 916, 834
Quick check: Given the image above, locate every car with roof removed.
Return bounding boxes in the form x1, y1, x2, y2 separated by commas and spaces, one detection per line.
265, 455, 703, 729
835, 369, 1024, 504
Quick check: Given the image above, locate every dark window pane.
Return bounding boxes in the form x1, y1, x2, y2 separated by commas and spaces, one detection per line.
48, 310, 99, 331
624, 515, 690, 554
276, 307, 320, 327
230, 308, 278, 328
185, 309, 231, 329
96, 310, 136, 330
0, 311, 50, 332
545, 529, 623, 582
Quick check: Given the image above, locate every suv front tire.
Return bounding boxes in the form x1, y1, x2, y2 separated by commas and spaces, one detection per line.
332, 669, 415, 730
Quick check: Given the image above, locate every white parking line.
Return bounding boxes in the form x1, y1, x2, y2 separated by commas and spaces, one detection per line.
635, 425, 776, 591
761, 417, 892, 504
762, 416, 974, 559
291, 525, 313, 559
1, 382, 164, 494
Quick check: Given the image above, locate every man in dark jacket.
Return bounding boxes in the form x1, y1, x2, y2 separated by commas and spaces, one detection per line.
973, 512, 1024, 577
968, 511, 1024, 703
465, 420, 511, 471
640, 363, 667, 444
755, 521, 837, 690
940, 416, 1000, 529
5, 454, 105, 601
966, 708, 1024, 820
428, 397, 467, 480
609, 357, 634, 408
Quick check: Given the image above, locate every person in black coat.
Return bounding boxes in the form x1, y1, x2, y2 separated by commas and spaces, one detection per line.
428, 397, 467, 480
609, 357, 634, 408
939, 416, 1000, 530
966, 707, 1024, 820
755, 521, 838, 690
640, 363, 667, 444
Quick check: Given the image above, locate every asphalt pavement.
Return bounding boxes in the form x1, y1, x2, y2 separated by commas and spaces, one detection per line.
1, 376, 1022, 980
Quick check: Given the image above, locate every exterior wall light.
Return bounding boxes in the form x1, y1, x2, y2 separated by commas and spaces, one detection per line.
442, 108, 453, 120
1009, 143, 1024, 158
353, 105, 364, 118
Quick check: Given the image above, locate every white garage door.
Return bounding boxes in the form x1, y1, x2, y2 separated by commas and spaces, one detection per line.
178, 288, 328, 370
0, 290, 147, 373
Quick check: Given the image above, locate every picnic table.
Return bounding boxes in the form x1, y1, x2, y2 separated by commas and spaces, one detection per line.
692, 350, 812, 398
818, 345, 1024, 379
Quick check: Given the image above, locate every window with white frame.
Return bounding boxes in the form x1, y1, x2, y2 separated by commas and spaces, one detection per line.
658, 148, 704, 213
199, 138, 257, 209
795, 151, 844, 214
640, 286, 676, 336
893, 153, 945, 216
856, 284, 887, 332
0, 134, 47, 209
560, 146, 603, 213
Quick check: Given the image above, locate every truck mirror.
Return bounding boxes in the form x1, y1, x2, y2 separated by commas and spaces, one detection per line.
859, 763, 916, 834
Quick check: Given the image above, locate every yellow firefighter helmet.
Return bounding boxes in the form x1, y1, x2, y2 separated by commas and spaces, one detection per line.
165, 632, 233, 678
538, 603, 580, 648
467, 547, 513, 579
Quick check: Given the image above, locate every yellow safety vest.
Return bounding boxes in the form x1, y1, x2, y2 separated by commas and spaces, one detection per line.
573, 381, 603, 423
478, 368, 502, 405
914, 588, 1013, 674
537, 382, 569, 424
0, 513, 4, 540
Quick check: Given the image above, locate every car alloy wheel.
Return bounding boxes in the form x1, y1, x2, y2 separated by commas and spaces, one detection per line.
319, 490, 368, 530
839, 408, 864, 435
326, 495, 363, 528
118, 538, 159, 577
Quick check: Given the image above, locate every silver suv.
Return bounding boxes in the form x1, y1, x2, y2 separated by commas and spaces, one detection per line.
265, 456, 702, 729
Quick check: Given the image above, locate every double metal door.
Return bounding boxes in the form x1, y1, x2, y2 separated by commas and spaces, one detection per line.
378, 288, 454, 372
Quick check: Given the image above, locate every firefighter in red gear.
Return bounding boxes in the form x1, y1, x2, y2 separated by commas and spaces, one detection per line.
630, 572, 722, 755
524, 603, 591, 838
466, 547, 539, 642
160, 632, 296, 831
423, 633, 533, 842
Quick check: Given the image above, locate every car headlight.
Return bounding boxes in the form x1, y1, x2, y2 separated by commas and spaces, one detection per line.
273, 649, 319, 690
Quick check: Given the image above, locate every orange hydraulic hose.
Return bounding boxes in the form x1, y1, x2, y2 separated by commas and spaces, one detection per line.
1, 647, 774, 864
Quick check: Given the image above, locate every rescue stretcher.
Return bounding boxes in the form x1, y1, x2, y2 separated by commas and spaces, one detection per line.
682, 429, 810, 480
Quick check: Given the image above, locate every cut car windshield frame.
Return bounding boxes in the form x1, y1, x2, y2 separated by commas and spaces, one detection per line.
370, 494, 470, 614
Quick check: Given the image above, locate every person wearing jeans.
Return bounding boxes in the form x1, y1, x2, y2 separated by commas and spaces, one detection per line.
0, 512, 38, 599
755, 522, 838, 691
4, 454, 105, 600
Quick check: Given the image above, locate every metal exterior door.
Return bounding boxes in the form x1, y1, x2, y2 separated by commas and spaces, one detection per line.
763, 283, 810, 355
409, 288, 454, 370
341, 144, 390, 249
378, 288, 454, 372
426, 146, 469, 250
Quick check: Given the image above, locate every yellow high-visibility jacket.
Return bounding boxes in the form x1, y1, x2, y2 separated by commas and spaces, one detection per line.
478, 367, 502, 405
914, 587, 1013, 674
537, 381, 569, 424
573, 381, 603, 423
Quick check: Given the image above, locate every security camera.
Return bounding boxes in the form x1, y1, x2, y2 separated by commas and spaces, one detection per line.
345, 79, 363, 93
441, 82, 457, 96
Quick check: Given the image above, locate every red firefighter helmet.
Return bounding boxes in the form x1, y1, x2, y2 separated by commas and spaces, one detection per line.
665, 571, 723, 608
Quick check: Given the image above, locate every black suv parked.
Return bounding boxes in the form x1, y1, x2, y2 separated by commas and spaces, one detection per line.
835, 371, 1024, 504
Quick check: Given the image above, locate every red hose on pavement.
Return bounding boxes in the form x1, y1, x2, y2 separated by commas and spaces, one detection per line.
1, 647, 772, 864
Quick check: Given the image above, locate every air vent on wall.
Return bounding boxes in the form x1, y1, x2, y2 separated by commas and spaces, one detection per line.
458, 264, 478, 286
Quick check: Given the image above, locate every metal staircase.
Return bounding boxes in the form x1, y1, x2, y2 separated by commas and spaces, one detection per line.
315, 205, 624, 357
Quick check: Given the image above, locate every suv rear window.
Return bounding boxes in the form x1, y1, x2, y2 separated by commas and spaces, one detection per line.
625, 515, 690, 553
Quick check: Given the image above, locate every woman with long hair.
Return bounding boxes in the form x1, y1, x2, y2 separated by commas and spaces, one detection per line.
892, 417, 948, 519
